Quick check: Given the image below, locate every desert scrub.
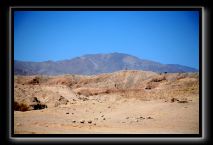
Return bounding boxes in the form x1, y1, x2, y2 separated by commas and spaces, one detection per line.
151, 76, 166, 82
14, 101, 30, 111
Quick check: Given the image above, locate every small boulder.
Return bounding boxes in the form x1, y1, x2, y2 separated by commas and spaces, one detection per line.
80, 120, 85, 123
171, 98, 178, 103
147, 116, 153, 119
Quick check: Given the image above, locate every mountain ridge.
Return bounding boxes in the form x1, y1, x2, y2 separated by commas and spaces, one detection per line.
14, 52, 198, 75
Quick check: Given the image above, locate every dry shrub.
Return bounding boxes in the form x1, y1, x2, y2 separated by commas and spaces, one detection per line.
145, 82, 158, 90
14, 101, 30, 111
176, 73, 187, 80
151, 76, 166, 82
28, 77, 40, 85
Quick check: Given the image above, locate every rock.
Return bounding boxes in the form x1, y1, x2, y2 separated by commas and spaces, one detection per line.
147, 116, 153, 119
88, 120, 92, 124
171, 98, 178, 103
66, 112, 69, 114
178, 100, 188, 103
31, 97, 40, 103
72, 120, 76, 123
80, 120, 85, 123
55, 96, 69, 107
126, 117, 129, 119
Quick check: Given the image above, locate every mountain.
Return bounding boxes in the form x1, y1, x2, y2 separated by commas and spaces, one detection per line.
14, 52, 198, 75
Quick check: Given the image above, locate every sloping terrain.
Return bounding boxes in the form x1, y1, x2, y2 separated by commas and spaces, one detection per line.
14, 53, 198, 75
14, 70, 199, 134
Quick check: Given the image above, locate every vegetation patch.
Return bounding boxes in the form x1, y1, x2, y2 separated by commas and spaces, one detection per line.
14, 101, 30, 111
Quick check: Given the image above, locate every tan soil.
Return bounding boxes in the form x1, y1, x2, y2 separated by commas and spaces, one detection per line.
14, 70, 199, 134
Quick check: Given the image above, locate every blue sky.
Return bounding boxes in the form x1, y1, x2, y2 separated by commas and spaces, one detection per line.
14, 11, 199, 69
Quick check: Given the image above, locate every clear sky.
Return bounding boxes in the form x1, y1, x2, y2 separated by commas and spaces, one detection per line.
14, 11, 199, 69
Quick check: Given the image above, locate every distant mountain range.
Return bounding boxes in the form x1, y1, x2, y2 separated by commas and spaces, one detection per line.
14, 52, 198, 75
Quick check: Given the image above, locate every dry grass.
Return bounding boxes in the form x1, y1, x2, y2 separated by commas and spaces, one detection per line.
14, 101, 30, 111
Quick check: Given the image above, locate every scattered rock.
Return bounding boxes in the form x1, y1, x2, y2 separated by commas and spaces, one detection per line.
55, 96, 69, 107
147, 116, 153, 119
28, 77, 40, 85
30, 103, 47, 110
178, 100, 188, 103
31, 97, 40, 103
145, 86, 152, 90
139, 116, 145, 119
171, 98, 179, 103
80, 120, 85, 123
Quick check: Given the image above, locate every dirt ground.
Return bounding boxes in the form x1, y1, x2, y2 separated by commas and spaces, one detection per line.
14, 70, 199, 134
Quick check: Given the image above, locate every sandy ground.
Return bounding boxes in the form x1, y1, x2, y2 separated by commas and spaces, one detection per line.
14, 71, 199, 134
14, 95, 199, 134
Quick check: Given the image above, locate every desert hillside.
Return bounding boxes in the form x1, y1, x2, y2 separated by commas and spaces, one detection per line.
14, 53, 198, 75
14, 70, 199, 134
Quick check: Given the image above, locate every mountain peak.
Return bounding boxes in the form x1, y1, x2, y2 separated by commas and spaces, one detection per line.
14, 53, 198, 75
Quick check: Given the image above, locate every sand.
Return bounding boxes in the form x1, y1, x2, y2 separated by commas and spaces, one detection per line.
14, 70, 199, 134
